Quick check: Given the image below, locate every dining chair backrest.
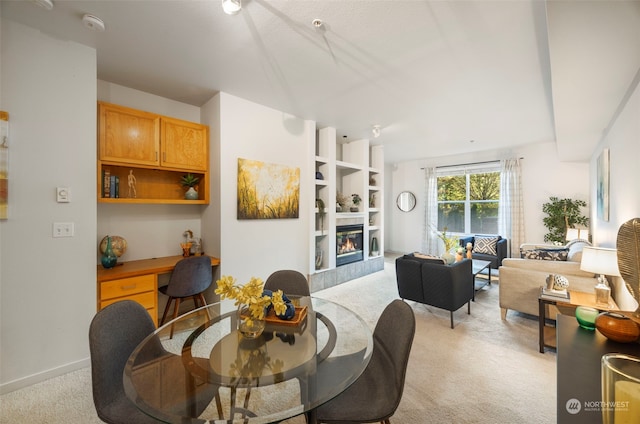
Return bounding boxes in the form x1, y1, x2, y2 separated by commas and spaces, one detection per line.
89, 300, 163, 424
164, 255, 213, 298
316, 299, 416, 424
373, 299, 416, 396
264, 269, 310, 296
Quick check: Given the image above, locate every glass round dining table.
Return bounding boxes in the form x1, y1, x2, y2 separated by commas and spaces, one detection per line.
123, 296, 373, 424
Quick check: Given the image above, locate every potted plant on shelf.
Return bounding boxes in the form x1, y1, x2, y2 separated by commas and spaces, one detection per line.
351, 194, 362, 212
180, 173, 200, 200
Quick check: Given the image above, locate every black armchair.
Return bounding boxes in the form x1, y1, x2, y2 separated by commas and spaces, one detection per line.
459, 234, 508, 269
395, 254, 473, 328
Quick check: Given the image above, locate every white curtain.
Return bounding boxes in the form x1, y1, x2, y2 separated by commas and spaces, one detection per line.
422, 166, 438, 254
498, 158, 525, 258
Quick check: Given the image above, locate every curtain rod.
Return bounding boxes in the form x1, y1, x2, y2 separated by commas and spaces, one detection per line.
420, 157, 524, 170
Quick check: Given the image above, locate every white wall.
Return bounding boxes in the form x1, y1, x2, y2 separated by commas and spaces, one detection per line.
96, 81, 206, 263
210, 92, 313, 283
0, 20, 97, 392
386, 145, 589, 254
588, 78, 640, 311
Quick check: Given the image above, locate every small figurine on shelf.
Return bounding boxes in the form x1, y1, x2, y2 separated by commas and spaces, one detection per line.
127, 170, 137, 198
456, 247, 464, 262
466, 242, 473, 259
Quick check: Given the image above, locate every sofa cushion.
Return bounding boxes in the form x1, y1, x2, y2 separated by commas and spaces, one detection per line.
566, 239, 591, 262
522, 248, 568, 261
473, 236, 499, 255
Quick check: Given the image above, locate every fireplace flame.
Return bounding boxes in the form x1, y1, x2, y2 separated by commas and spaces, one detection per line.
338, 237, 357, 254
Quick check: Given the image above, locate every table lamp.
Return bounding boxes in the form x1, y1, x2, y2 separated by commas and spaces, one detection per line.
580, 246, 621, 306
566, 227, 589, 242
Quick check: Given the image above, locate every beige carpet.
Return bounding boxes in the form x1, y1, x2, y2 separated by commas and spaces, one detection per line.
0, 256, 556, 423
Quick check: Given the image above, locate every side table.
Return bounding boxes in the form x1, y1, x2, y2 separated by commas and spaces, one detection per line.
538, 288, 617, 353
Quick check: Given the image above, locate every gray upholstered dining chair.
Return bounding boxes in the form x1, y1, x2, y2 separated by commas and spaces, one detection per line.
316, 299, 416, 424
89, 300, 164, 424
159, 255, 212, 326
264, 269, 310, 296
90, 300, 220, 424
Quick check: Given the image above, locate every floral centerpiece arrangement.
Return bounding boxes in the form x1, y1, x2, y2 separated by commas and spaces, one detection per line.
437, 226, 459, 252
215, 276, 287, 337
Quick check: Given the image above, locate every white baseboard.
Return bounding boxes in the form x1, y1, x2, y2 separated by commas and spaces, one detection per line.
0, 357, 90, 395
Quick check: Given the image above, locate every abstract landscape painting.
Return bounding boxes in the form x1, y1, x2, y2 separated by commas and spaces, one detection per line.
237, 158, 300, 219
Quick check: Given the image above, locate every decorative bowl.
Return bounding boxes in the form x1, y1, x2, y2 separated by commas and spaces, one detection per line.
595, 312, 640, 343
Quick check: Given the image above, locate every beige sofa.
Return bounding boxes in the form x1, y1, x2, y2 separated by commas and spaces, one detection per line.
499, 240, 597, 319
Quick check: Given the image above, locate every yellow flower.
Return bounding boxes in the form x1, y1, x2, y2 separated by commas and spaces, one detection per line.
436, 226, 459, 252
215, 275, 287, 325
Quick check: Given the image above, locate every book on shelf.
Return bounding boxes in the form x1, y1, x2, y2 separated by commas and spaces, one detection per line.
103, 169, 110, 198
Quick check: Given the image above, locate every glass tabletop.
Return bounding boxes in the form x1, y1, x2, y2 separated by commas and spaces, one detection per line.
123, 297, 373, 424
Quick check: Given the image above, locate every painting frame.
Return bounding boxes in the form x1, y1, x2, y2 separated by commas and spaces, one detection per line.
596, 148, 609, 222
237, 158, 300, 220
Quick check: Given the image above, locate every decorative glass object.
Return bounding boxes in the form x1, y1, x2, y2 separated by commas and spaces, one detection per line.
575, 306, 598, 330
237, 305, 265, 339
601, 353, 640, 424
370, 237, 379, 256
100, 235, 117, 269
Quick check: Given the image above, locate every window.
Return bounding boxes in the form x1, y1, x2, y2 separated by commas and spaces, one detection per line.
437, 164, 500, 235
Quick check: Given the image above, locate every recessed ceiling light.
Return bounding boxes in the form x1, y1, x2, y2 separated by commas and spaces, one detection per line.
312, 19, 324, 28
32, 0, 53, 10
222, 0, 241, 15
82, 14, 105, 32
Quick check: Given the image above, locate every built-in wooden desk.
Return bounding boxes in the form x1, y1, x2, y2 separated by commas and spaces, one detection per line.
97, 255, 220, 326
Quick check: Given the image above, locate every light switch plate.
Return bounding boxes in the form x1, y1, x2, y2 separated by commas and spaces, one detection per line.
56, 187, 70, 203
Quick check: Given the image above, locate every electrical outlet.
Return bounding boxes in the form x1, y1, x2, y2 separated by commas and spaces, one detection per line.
53, 222, 74, 238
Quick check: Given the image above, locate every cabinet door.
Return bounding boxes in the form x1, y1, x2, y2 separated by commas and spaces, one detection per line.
160, 117, 208, 171
99, 102, 160, 166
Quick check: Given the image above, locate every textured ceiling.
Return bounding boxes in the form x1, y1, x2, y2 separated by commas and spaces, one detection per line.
2, 1, 639, 164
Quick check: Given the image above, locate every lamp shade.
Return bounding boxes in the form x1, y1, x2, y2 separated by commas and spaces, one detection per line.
566, 227, 589, 242
580, 247, 621, 276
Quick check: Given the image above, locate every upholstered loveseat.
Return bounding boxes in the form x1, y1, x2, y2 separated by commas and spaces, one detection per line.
396, 253, 473, 328
498, 240, 598, 319
458, 234, 508, 269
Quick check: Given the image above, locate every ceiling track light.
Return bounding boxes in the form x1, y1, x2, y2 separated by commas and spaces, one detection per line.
372, 125, 381, 138
32, 0, 54, 10
222, 0, 241, 15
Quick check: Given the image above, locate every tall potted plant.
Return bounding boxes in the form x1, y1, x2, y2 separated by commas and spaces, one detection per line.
542, 197, 589, 243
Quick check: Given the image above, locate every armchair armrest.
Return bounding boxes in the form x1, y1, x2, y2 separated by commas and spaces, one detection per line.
496, 238, 508, 266
421, 260, 473, 309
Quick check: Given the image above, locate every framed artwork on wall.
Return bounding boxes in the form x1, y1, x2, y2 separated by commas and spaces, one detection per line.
237, 158, 300, 219
0, 111, 8, 220
597, 148, 610, 222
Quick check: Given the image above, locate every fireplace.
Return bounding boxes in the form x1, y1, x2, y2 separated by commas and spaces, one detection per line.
336, 224, 364, 267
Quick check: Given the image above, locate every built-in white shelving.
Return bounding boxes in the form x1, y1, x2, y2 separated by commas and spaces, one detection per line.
310, 127, 384, 289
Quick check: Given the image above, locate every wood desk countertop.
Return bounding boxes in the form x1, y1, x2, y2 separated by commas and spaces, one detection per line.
97, 255, 220, 282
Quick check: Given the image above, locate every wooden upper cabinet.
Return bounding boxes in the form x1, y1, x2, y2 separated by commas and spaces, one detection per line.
99, 102, 160, 166
161, 117, 208, 172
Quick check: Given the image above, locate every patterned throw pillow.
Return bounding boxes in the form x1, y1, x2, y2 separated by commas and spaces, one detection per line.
473, 236, 499, 255
522, 249, 569, 261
